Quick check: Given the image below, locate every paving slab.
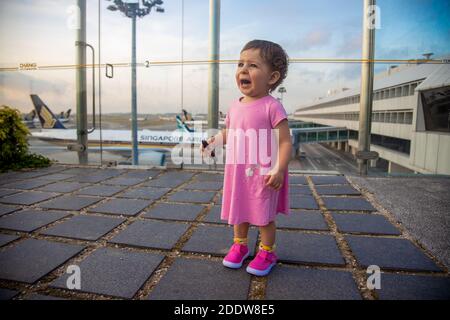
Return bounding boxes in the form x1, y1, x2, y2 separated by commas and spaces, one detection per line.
142, 178, 186, 188
67, 170, 121, 183
39, 195, 101, 211
266, 265, 361, 300
89, 198, 152, 216
143, 203, 205, 221
194, 173, 224, 182
202, 205, 227, 224
62, 168, 108, 175
376, 273, 450, 300
50, 247, 164, 299
289, 185, 313, 195
182, 181, 223, 191
322, 197, 376, 211
346, 235, 442, 272
350, 175, 450, 269
119, 170, 160, 179
148, 258, 250, 300
315, 185, 361, 195
310, 176, 349, 185
0, 234, 20, 247
276, 230, 345, 265
1, 191, 59, 206
38, 182, 90, 193
0, 239, 85, 283
182, 225, 258, 257
159, 171, 195, 181
38, 173, 77, 181
41, 215, 125, 241
68, 174, 115, 183
0, 204, 20, 217
76, 185, 128, 197
290, 195, 319, 210
332, 213, 401, 235
109, 220, 189, 250
0, 209, 71, 232
101, 177, 146, 186
31, 165, 66, 173
167, 190, 216, 203
289, 176, 308, 185
62, 168, 102, 176
0, 189, 20, 198
0, 288, 20, 300
3, 170, 53, 180
276, 210, 328, 231
2, 179, 52, 190
117, 187, 170, 200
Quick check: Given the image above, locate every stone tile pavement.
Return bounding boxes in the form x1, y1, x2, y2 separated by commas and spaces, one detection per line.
0, 165, 449, 300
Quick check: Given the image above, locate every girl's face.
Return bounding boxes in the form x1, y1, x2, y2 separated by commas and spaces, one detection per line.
236, 48, 280, 101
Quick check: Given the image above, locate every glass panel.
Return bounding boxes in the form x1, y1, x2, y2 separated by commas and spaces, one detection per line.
329, 131, 338, 141
318, 131, 327, 141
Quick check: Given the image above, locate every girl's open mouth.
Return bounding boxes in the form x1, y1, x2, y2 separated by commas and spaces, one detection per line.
240, 79, 251, 86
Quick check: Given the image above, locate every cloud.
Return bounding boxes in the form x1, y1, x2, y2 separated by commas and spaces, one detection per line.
336, 33, 362, 57
0, 71, 73, 113
293, 29, 333, 52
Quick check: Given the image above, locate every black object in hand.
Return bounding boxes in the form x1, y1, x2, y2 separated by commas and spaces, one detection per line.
202, 140, 215, 158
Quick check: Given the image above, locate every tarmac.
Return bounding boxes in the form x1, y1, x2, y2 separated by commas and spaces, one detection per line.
0, 164, 449, 300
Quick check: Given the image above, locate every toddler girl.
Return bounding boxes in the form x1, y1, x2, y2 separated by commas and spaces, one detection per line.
202, 39, 291, 276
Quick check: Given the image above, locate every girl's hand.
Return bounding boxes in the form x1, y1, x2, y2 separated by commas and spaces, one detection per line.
264, 170, 284, 191
200, 136, 215, 157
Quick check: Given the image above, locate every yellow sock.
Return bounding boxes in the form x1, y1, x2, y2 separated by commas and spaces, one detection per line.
233, 237, 248, 245
259, 243, 275, 252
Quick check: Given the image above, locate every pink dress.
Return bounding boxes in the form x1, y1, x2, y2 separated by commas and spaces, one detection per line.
220, 95, 290, 226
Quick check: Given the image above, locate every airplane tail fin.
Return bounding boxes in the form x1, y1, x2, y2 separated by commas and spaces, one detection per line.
176, 115, 194, 133
64, 109, 71, 119
30, 94, 66, 129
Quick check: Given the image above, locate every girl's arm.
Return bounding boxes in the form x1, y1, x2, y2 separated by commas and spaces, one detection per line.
265, 119, 292, 190
274, 119, 292, 173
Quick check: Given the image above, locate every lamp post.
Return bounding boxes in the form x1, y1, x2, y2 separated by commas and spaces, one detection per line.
106, 0, 165, 165
278, 86, 286, 104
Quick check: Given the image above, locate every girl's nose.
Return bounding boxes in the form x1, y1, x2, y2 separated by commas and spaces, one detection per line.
239, 65, 249, 73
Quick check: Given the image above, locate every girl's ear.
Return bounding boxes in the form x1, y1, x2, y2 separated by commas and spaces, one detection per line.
269, 71, 281, 86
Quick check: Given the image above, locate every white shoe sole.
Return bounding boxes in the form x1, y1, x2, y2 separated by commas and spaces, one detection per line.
246, 263, 276, 276
222, 251, 250, 269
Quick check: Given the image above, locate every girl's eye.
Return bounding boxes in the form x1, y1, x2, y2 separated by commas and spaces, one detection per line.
238, 62, 244, 67
250, 64, 258, 68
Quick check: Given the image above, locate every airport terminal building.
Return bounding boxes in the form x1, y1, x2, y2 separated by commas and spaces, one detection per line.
293, 61, 450, 175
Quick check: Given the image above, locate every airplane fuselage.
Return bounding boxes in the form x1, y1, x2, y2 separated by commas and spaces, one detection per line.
31, 129, 207, 146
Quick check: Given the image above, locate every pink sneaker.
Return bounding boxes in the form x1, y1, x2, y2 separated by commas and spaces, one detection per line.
222, 243, 250, 269
246, 249, 277, 276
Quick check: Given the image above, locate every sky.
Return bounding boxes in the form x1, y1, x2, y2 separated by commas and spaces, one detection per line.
0, 0, 449, 115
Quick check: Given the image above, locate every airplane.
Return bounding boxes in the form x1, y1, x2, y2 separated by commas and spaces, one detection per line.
57, 109, 71, 123
183, 109, 226, 127
21, 109, 37, 128
29, 94, 208, 149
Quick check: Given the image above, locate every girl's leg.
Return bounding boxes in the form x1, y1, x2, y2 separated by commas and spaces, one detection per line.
259, 221, 276, 251
234, 222, 250, 244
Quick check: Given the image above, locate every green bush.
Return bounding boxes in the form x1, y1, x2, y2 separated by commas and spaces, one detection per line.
0, 105, 51, 172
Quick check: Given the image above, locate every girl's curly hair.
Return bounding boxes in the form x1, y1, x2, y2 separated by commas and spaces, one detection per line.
241, 39, 289, 93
